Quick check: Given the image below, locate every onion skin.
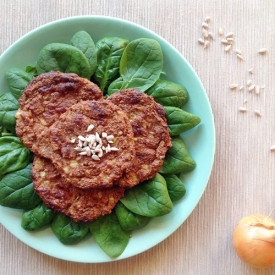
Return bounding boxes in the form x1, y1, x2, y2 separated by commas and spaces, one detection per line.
233, 214, 275, 268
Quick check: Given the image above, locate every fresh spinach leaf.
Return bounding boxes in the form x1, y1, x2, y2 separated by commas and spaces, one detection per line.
162, 174, 186, 202
164, 106, 201, 136
120, 173, 173, 217
94, 37, 129, 93
71, 31, 97, 76
107, 76, 125, 95
5, 68, 33, 99
146, 79, 189, 107
21, 203, 55, 231
113, 38, 163, 91
25, 65, 38, 77
0, 163, 41, 209
0, 92, 18, 134
89, 211, 130, 258
115, 201, 150, 231
160, 136, 196, 175
51, 214, 89, 245
0, 136, 32, 177
36, 43, 92, 79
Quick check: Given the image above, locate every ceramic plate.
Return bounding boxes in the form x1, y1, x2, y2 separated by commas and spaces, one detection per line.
0, 16, 215, 263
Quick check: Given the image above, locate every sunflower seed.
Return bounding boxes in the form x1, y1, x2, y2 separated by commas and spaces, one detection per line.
225, 32, 234, 38
221, 39, 229, 45
95, 132, 101, 142
239, 86, 244, 91
78, 140, 83, 147
236, 54, 244, 61
202, 22, 209, 29
239, 107, 248, 112
92, 155, 100, 161
258, 48, 268, 54
218, 27, 223, 36
248, 85, 255, 92
204, 40, 210, 49
254, 110, 262, 117
270, 145, 275, 151
79, 151, 87, 156
110, 147, 119, 151
234, 49, 242, 55
86, 124, 94, 132
106, 135, 114, 141
102, 132, 107, 138
229, 84, 238, 89
208, 32, 215, 40
70, 138, 76, 143
255, 86, 260, 95
225, 45, 231, 52
78, 135, 86, 141
248, 68, 253, 74
247, 80, 252, 86
202, 28, 208, 38
205, 16, 211, 23
86, 148, 92, 156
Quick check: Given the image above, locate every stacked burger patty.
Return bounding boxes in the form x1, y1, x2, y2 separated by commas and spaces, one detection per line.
16, 71, 172, 222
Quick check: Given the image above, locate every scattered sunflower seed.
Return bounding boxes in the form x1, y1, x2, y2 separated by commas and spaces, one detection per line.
221, 39, 229, 45
239, 86, 244, 91
218, 27, 223, 36
225, 45, 231, 52
205, 16, 211, 23
239, 107, 248, 112
229, 84, 238, 89
248, 85, 255, 92
247, 80, 252, 86
204, 41, 210, 49
202, 28, 208, 38
248, 68, 253, 74
70, 138, 76, 143
236, 54, 244, 61
254, 110, 262, 117
202, 22, 209, 29
255, 86, 260, 95
258, 48, 268, 54
234, 49, 242, 55
198, 38, 205, 45
208, 32, 215, 40
270, 145, 275, 151
225, 32, 234, 38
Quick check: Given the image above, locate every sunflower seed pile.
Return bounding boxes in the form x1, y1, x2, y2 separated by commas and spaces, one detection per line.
70, 124, 118, 161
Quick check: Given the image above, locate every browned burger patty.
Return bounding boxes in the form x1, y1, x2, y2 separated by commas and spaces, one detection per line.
108, 89, 172, 187
32, 156, 125, 222
15, 71, 103, 159
48, 100, 136, 189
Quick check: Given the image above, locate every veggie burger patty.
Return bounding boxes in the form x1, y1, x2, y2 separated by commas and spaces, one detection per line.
32, 156, 125, 222
108, 89, 172, 187
15, 71, 103, 159
48, 99, 136, 189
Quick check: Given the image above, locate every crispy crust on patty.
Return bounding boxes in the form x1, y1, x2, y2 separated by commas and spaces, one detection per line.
108, 89, 172, 187
32, 156, 125, 222
48, 100, 136, 189
15, 71, 103, 159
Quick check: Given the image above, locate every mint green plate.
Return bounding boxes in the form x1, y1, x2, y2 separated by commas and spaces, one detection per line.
0, 16, 215, 263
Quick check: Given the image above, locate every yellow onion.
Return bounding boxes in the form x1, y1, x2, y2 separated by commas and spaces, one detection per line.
233, 214, 275, 268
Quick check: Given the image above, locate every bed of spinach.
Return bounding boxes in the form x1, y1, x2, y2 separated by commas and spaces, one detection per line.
0, 30, 201, 258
